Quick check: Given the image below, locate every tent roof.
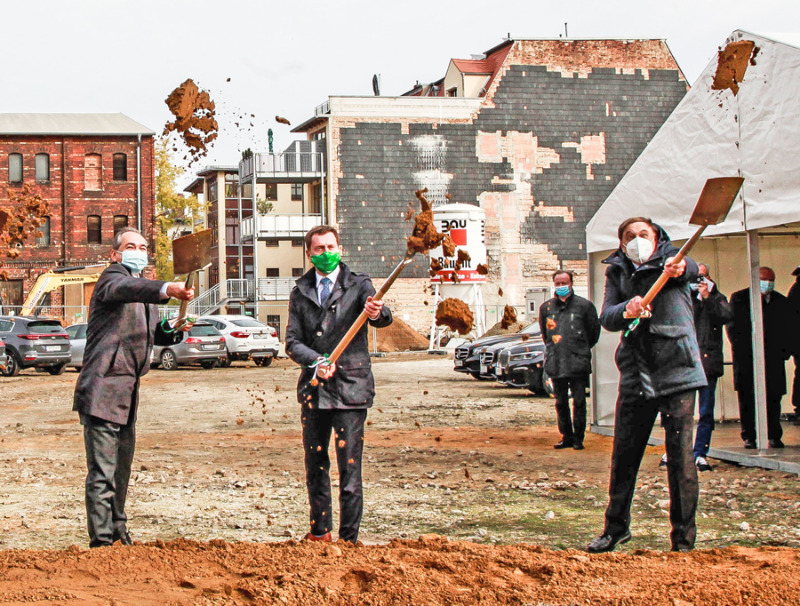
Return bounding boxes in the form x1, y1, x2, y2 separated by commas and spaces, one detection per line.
587, 30, 800, 253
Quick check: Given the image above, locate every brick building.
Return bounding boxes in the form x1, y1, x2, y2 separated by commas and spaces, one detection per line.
0, 113, 155, 314
293, 38, 689, 332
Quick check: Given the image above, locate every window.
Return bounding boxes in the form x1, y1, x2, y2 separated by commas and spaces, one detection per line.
113, 153, 127, 181
266, 268, 279, 277
265, 183, 277, 201
225, 221, 240, 245
291, 238, 304, 247
113, 215, 128, 236
84, 154, 102, 190
292, 267, 304, 277
208, 179, 218, 202
8, 153, 22, 184
35, 154, 50, 182
36, 217, 50, 247
291, 183, 303, 201
225, 174, 238, 198
309, 183, 321, 214
447, 87, 458, 97
87, 215, 101, 244
264, 238, 279, 247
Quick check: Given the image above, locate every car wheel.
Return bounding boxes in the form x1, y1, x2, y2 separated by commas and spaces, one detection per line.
219, 353, 232, 368
47, 364, 67, 376
160, 349, 178, 371
200, 360, 217, 369
1, 351, 20, 377
254, 357, 273, 367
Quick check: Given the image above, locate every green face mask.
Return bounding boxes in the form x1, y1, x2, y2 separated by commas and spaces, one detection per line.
310, 251, 341, 274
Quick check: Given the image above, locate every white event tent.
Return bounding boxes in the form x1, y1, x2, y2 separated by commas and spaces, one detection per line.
585, 30, 800, 448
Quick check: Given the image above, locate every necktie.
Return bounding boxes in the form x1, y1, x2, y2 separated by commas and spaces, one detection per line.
320, 277, 332, 305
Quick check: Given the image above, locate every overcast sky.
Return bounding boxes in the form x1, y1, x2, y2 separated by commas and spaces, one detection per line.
3, 0, 797, 185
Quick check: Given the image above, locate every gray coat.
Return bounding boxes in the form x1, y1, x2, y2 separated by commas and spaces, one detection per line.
286, 263, 392, 409
73, 263, 177, 425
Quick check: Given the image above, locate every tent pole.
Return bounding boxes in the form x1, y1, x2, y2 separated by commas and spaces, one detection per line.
746, 230, 769, 449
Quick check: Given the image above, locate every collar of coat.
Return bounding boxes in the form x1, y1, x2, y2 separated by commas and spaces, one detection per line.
295, 262, 355, 308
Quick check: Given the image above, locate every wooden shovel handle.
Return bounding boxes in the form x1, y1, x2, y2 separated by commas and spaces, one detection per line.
172, 272, 195, 329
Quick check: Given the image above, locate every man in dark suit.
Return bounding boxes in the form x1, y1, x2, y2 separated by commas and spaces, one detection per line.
285, 225, 392, 543
788, 265, 800, 422
727, 266, 793, 448
73, 227, 194, 547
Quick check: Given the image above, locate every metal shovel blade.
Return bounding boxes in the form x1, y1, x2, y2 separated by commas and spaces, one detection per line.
689, 177, 744, 226
172, 229, 213, 276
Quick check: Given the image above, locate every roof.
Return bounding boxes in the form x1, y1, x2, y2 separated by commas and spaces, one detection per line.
586, 30, 800, 252
0, 113, 155, 136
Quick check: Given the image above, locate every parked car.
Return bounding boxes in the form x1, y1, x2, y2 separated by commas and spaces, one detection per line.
151, 321, 227, 370
493, 338, 548, 394
200, 314, 279, 367
65, 323, 87, 371
0, 316, 72, 376
453, 322, 541, 379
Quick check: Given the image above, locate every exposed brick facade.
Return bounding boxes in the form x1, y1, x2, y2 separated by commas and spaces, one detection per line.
0, 134, 154, 306
321, 40, 688, 316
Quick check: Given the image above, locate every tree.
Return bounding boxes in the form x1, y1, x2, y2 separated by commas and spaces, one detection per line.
154, 138, 206, 280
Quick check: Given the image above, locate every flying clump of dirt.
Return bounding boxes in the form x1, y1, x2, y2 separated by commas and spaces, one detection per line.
429, 258, 442, 277
163, 79, 219, 164
436, 298, 474, 335
0, 186, 49, 272
712, 40, 756, 96
476, 264, 489, 275
500, 305, 518, 329
407, 189, 447, 255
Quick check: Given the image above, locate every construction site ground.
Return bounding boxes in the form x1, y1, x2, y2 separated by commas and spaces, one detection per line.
1, 353, 799, 605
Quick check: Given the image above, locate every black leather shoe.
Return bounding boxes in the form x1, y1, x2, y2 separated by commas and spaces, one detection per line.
112, 529, 133, 545
554, 439, 574, 449
743, 439, 757, 449
573, 442, 584, 450
769, 439, 785, 449
587, 530, 632, 554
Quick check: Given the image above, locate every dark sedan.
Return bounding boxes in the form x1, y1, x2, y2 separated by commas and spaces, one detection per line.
453, 322, 541, 379
493, 338, 548, 394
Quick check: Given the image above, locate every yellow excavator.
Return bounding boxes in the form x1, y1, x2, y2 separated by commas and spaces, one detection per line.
20, 264, 107, 316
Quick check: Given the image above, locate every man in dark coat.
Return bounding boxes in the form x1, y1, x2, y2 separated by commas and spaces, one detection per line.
73, 227, 194, 547
727, 267, 793, 448
539, 269, 601, 450
587, 217, 706, 554
691, 264, 733, 470
788, 265, 800, 422
285, 225, 392, 543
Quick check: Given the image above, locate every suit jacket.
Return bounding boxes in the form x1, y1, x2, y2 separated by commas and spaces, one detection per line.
692, 285, 733, 379
73, 263, 178, 424
285, 263, 392, 409
538, 293, 600, 379
727, 288, 792, 394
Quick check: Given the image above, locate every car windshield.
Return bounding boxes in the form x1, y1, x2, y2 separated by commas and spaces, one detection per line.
189, 324, 219, 337
520, 323, 541, 336
231, 318, 267, 328
27, 321, 65, 334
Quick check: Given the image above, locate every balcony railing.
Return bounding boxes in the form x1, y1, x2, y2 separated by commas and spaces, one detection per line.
257, 278, 295, 301
241, 213, 322, 240
240, 152, 325, 180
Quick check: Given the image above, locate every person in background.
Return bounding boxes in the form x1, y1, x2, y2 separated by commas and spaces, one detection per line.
538, 269, 601, 450
587, 217, 705, 554
727, 267, 793, 449
73, 227, 194, 548
788, 265, 800, 424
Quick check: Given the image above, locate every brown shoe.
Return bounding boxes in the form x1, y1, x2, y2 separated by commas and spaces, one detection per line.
303, 532, 332, 542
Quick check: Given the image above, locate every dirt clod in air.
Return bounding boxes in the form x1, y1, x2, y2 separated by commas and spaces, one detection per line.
500, 305, 518, 329
429, 258, 442, 277
163, 79, 218, 164
498, 287, 504, 297
407, 189, 447, 255
441, 235, 456, 258
436, 298, 474, 335
275, 116, 291, 125
712, 40, 756, 96
0, 186, 50, 271
477, 264, 489, 275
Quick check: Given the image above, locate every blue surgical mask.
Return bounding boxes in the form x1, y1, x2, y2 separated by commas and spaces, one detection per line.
760, 280, 774, 295
554, 285, 571, 297
120, 249, 149, 274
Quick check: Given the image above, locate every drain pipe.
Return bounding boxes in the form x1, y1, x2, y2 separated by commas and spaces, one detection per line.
136, 135, 142, 232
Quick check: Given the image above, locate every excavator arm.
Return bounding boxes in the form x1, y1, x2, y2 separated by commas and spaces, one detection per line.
20, 265, 107, 316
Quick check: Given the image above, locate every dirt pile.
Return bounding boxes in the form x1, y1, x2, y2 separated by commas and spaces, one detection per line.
163, 79, 219, 164
436, 298, 474, 334
368, 317, 429, 352
483, 320, 525, 336
1, 539, 798, 605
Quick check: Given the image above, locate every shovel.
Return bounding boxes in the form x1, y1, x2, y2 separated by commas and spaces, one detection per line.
170, 229, 213, 330
623, 176, 743, 335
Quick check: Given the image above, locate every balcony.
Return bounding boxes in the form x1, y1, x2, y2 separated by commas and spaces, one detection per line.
241, 213, 323, 241
257, 278, 295, 301
240, 151, 325, 181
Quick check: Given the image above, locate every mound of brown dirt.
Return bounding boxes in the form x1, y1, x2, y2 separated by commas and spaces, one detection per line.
368, 317, 429, 352
482, 320, 525, 337
1, 539, 798, 605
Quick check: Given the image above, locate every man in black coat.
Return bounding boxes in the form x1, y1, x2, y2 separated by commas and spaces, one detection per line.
727, 267, 793, 448
690, 264, 733, 470
587, 217, 706, 554
73, 227, 194, 547
539, 269, 601, 450
788, 265, 800, 421
285, 225, 392, 543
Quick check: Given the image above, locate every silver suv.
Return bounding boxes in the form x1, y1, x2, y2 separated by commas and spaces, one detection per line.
151, 321, 227, 370
0, 316, 72, 376
200, 314, 279, 367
